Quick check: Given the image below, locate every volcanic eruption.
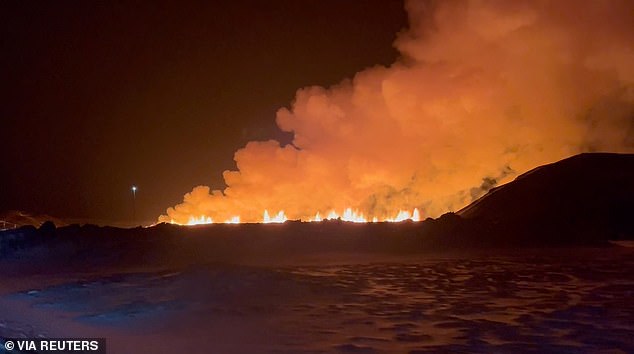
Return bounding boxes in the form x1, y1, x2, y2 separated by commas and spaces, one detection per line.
160, 0, 634, 225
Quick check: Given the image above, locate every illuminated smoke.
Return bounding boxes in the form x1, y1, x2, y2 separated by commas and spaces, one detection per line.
160, 0, 634, 224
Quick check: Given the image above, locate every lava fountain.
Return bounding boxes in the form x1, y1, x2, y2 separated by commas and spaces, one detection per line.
175, 208, 420, 226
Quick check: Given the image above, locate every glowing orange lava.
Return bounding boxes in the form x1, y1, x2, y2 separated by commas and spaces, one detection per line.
173, 208, 421, 226
263, 210, 288, 223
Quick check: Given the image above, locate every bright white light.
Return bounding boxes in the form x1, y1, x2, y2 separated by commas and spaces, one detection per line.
132, 186, 137, 192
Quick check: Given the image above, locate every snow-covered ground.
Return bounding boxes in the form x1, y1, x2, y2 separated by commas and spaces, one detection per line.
1, 248, 633, 353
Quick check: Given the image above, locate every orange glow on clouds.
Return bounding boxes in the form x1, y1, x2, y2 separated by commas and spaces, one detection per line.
160, 0, 634, 226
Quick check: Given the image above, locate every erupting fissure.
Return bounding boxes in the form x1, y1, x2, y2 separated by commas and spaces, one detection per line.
173, 208, 421, 226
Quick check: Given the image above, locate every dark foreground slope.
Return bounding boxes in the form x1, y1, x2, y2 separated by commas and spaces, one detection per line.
1, 153, 633, 270
459, 153, 634, 244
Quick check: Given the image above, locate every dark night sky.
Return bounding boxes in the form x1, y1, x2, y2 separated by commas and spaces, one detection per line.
1, 1, 407, 224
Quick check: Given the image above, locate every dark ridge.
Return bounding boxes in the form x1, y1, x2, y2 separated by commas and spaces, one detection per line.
458, 153, 634, 243
1, 153, 633, 270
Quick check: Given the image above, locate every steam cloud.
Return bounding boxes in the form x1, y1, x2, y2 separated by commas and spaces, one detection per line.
161, 0, 634, 223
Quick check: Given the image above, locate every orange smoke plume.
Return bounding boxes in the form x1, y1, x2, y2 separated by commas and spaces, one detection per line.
161, 0, 634, 224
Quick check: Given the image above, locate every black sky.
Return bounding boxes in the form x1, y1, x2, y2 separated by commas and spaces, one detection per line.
1, 0, 407, 224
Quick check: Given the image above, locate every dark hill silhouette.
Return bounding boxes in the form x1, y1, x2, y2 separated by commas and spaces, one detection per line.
458, 153, 634, 244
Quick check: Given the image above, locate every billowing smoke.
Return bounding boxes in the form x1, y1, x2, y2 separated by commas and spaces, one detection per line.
160, 0, 634, 223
